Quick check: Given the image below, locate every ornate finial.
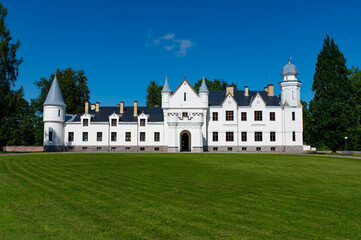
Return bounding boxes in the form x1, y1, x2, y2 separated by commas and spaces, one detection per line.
269, 78, 271, 84
288, 57, 292, 63
184, 76, 186, 80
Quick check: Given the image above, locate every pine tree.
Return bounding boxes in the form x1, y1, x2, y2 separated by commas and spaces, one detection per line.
146, 81, 162, 107
309, 35, 359, 152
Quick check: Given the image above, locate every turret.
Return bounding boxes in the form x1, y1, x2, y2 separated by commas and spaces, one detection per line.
279, 58, 302, 106
199, 75, 209, 105
161, 76, 171, 108
43, 76, 66, 151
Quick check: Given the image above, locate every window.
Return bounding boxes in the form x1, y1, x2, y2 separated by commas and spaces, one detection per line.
242, 147, 247, 151
271, 147, 276, 151
241, 132, 247, 142
49, 131, 53, 141
82, 147, 87, 151
111, 119, 117, 126
184, 92, 186, 101
213, 132, 218, 142
256, 147, 261, 151
97, 132, 102, 142
226, 111, 234, 121
254, 111, 262, 121
293, 131, 296, 141
140, 119, 146, 126
125, 147, 131, 151
58, 110, 60, 117
111, 147, 116, 151
255, 132, 262, 141
154, 132, 160, 142
182, 112, 188, 118
111, 132, 117, 142
83, 132, 88, 142
97, 147, 102, 151
228, 147, 233, 151
154, 147, 159, 151
68, 132, 74, 142
83, 119, 89, 126
241, 112, 247, 121
270, 112, 275, 121
140, 132, 145, 141
140, 147, 145, 151
292, 112, 295, 121
125, 132, 131, 142
213, 112, 218, 121
226, 132, 234, 141
270, 132, 276, 142
213, 147, 218, 151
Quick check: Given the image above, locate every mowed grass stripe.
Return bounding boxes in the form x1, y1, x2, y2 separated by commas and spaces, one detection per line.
7, 153, 358, 239
0, 153, 360, 239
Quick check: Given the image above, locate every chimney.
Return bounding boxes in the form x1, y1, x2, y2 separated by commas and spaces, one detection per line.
244, 86, 249, 96
226, 86, 234, 96
85, 101, 90, 113
120, 101, 124, 113
133, 101, 138, 116
95, 102, 100, 112
268, 84, 274, 96
264, 87, 269, 92
91, 104, 96, 110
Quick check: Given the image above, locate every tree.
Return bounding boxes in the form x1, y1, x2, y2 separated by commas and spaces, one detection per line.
193, 78, 237, 91
146, 81, 162, 107
301, 100, 312, 145
0, 2, 24, 148
309, 35, 359, 152
348, 67, 361, 150
33, 68, 90, 114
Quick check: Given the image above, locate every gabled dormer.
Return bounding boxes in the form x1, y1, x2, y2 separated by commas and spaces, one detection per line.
250, 92, 266, 108
138, 112, 149, 127
109, 112, 121, 127
80, 113, 93, 127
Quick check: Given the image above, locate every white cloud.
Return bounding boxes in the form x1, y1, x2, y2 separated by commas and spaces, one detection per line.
146, 29, 195, 57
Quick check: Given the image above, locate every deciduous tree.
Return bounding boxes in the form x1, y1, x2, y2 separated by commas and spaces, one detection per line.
146, 81, 162, 107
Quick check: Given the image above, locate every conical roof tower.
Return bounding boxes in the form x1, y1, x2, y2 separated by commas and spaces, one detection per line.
44, 76, 66, 106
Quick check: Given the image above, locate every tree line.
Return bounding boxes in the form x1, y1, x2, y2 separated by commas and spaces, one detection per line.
0, 1, 360, 152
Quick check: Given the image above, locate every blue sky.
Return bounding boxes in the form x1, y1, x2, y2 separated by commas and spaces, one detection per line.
4, 0, 361, 106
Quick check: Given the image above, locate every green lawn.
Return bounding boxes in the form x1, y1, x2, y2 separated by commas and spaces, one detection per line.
0, 153, 360, 239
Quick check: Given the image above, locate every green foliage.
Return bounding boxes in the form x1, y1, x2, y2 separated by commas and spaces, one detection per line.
348, 67, 361, 150
193, 78, 237, 91
146, 81, 162, 107
32, 68, 90, 114
301, 100, 312, 145
0, 2, 24, 148
1, 153, 361, 239
309, 35, 359, 152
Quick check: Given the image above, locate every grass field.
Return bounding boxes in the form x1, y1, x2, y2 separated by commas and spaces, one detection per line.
0, 153, 360, 239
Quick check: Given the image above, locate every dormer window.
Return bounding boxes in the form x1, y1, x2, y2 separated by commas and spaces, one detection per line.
83, 119, 89, 126
140, 119, 146, 126
111, 119, 117, 126
184, 92, 186, 101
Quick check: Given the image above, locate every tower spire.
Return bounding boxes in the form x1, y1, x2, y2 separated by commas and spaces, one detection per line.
161, 75, 171, 93
44, 75, 66, 106
199, 75, 209, 93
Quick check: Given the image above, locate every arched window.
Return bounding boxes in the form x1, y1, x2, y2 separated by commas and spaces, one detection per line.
58, 110, 60, 117
184, 92, 186, 101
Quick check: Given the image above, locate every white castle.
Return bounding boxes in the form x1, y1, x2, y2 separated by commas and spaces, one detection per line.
43, 59, 303, 152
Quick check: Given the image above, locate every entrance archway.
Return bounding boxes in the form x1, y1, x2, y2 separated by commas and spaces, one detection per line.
180, 130, 191, 152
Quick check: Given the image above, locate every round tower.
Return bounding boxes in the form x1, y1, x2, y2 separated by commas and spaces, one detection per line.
279, 58, 302, 106
198, 76, 209, 106
161, 76, 171, 108
43, 76, 66, 151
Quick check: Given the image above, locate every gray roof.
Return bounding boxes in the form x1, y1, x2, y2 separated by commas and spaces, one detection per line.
161, 76, 171, 93
71, 106, 164, 123
281, 59, 298, 77
44, 76, 66, 106
199, 76, 209, 93
209, 90, 280, 106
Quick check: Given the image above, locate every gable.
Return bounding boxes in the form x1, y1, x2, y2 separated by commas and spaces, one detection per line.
222, 93, 238, 108
250, 92, 266, 108
168, 79, 203, 108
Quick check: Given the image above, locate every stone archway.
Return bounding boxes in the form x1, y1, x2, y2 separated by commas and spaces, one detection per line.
180, 130, 191, 152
